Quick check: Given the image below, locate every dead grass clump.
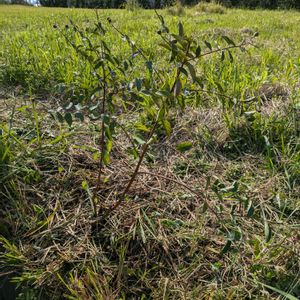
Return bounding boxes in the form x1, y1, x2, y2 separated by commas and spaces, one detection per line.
243, 82, 291, 117
194, 1, 226, 14
258, 82, 290, 102
255, 82, 291, 116
240, 27, 255, 35
167, 0, 185, 16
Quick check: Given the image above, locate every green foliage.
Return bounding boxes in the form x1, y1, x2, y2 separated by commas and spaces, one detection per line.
53, 11, 254, 218
0, 132, 10, 182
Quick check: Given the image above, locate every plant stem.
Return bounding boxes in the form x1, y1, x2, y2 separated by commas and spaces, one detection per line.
108, 121, 158, 213
98, 116, 159, 221
92, 64, 107, 217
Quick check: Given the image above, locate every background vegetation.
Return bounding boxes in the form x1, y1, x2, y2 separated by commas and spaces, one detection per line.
4, 0, 298, 9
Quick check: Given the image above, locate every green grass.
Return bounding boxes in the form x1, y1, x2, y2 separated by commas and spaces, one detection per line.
0, 5, 300, 300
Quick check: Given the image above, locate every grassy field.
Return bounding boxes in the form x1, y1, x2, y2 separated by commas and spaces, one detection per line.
0, 4, 300, 299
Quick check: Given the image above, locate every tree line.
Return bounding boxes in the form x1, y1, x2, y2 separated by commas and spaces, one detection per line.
218, 0, 300, 9
5, 0, 300, 10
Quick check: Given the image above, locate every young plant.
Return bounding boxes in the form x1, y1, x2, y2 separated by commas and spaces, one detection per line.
56, 12, 254, 221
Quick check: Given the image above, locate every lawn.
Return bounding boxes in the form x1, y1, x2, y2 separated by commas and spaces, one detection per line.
0, 4, 299, 299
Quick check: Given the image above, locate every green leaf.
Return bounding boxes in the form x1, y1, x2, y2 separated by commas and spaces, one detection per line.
92, 152, 100, 160
105, 53, 116, 65
156, 90, 170, 97
195, 77, 204, 88
202, 201, 208, 213
75, 103, 82, 111
220, 181, 238, 193
106, 139, 113, 153
215, 82, 224, 93
258, 282, 298, 300
221, 50, 225, 61
56, 112, 64, 123
227, 50, 233, 62
204, 41, 212, 51
195, 45, 201, 57
186, 62, 196, 82
264, 221, 272, 243
133, 135, 146, 145
81, 180, 88, 190
221, 240, 232, 255
244, 111, 257, 122
139, 222, 146, 244
135, 123, 150, 133
75, 112, 84, 122
128, 148, 139, 160
64, 112, 73, 127
157, 13, 165, 25
94, 59, 104, 69
222, 35, 236, 46
89, 101, 100, 112
103, 151, 110, 165
135, 78, 142, 91
294, 102, 300, 110
264, 135, 271, 148
176, 141, 193, 152
162, 24, 169, 33
64, 102, 73, 110
170, 44, 178, 62
173, 78, 182, 98
146, 61, 153, 73
247, 201, 255, 217
159, 42, 172, 51
179, 67, 188, 77
162, 120, 172, 137
158, 107, 166, 120
178, 22, 184, 37
123, 60, 129, 70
